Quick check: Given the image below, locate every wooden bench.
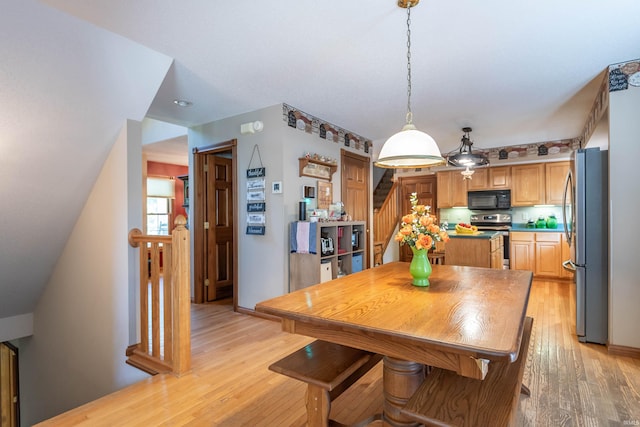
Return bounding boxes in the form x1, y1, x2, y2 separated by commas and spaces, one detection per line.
399, 316, 534, 427
269, 340, 383, 427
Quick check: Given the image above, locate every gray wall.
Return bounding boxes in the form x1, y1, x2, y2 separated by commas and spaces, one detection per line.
189, 104, 369, 309
609, 82, 640, 349
15, 121, 148, 426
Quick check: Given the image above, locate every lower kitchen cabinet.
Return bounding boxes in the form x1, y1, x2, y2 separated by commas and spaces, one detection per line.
535, 233, 561, 277
510, 231, 568, 279
510, 232, 535, 272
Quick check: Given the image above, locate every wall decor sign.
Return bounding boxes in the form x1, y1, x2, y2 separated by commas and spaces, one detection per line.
282, 103, 372, 156
246, 145, 266, 235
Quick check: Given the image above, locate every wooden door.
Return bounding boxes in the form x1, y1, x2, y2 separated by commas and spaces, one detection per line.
206, 155, 234, 301
398, 175, 437, 262
0, 342, 19, 427
341, 150, 370, 267
194, 141, 237, 306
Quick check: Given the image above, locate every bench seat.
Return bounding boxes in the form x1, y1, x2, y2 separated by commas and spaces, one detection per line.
399, 316, 534, 427
269, 340, 382, 427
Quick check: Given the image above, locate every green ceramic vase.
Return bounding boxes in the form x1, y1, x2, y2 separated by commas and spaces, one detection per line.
409, 246, 432, 287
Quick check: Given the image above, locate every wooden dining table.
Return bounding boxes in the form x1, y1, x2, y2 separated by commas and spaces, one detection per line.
256, 262, 533, 426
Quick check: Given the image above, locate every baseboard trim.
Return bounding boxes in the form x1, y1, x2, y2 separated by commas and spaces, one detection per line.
608, 344, 640, 359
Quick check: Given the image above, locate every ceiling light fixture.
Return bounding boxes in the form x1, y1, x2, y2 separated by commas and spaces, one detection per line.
374, 0, 445, 169
173, 99, 192, 107
447, 127, 489, 168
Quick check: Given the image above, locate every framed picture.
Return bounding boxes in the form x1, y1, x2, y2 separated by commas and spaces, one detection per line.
317, 181, 332, 210
272, 181, 282, 194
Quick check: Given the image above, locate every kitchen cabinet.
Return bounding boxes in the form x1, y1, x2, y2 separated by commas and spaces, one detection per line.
511, 164, 545, 206
545, 161, 570, 205
444, 233, 503, 269
436, 171, 468, 208
510, 231, 567, 279
535, 233, 561, 277
467, 166, 511, 190
510, 232, 535, 272
289, 221, 366, 291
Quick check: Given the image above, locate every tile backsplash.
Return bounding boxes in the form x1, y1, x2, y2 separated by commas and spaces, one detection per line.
438, 206, 563, 225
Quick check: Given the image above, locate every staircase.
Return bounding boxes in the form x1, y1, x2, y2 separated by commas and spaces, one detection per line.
373, 169, 399, 266
373, 169, 394, 210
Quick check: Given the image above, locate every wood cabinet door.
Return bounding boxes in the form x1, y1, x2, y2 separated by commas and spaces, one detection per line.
450, 172, 468, 206
511, 164, 545, 206
489, 166, 511, 189
534, 232, 562, 277
510, 232, 535, 272
545, 161, 570, 205
467, 168, 488, 190
436, 171, 452, 208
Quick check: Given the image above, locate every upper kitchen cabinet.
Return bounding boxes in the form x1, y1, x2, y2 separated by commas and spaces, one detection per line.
544, 161, 570, 205
437, 170, 468, 208
511, 163, 545, 206
467, 166, 511, 191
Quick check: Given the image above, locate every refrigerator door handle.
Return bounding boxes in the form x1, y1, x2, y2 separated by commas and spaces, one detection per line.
562, 259, 576, 271
562, 170, 573, 247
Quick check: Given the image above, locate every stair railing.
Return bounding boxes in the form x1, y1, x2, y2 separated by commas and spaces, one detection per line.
127, 215, 191, 376
373, 180, 400, 260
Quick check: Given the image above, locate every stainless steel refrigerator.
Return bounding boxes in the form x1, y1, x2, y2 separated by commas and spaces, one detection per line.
562, 148, 608, 344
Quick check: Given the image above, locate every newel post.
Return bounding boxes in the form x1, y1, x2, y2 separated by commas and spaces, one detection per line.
171, 215, 191, 375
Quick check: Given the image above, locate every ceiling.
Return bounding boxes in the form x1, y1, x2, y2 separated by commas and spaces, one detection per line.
1, 0, 639, 321
39, 0, 640, 152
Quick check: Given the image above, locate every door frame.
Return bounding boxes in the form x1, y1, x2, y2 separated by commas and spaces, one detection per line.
193, 140, 238, 310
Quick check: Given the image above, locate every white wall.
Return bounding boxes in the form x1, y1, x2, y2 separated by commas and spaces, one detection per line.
608, 83, 640, 349
189, 104, 370, 310
16, 121, 148, 425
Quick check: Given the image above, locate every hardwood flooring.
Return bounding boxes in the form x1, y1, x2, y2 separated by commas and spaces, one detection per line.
37, 279, 640, 426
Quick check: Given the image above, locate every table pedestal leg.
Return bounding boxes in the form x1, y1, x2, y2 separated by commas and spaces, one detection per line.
382, 356, 425, 427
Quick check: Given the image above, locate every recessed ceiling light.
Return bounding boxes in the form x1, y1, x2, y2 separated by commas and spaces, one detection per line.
173, 99, 192, 107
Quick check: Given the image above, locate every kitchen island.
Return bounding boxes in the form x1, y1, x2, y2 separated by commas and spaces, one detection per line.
445, 230, 504, 268
256, 262, 533, 426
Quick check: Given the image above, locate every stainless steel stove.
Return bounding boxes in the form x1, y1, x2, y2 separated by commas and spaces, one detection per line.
470, 212, 512, 268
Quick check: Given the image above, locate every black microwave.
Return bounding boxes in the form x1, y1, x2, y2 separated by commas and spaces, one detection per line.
467, 190, 511, 210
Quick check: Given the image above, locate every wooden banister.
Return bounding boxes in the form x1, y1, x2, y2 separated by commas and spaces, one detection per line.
127, 215, 191, 376
373, 181, 399, 261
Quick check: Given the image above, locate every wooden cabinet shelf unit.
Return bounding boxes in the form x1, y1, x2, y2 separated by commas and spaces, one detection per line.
436, 170, 468, 208
289, 221, 366, 291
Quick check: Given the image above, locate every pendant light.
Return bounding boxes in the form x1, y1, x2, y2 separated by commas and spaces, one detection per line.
447, 127, 489, 168
375, 0, 445, 169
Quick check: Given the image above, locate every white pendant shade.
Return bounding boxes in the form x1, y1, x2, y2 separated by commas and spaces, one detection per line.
375, 124, 446, 168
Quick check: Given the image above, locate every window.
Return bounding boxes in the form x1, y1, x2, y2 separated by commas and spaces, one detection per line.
147, 197, 171, 235
146, 177, 175, 235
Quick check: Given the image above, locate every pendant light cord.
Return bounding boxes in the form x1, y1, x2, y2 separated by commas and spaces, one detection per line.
406, 2, 413, 125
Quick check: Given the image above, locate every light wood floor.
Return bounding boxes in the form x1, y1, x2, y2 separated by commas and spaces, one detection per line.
37, 279, 640, 426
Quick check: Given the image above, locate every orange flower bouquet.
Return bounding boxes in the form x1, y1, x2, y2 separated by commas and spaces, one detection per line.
395, 193, 449, 251
394, 192, 449, 287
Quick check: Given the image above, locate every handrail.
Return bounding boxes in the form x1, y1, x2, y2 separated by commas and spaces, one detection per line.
127, 215, 191, 376
373, 181, 400, 260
